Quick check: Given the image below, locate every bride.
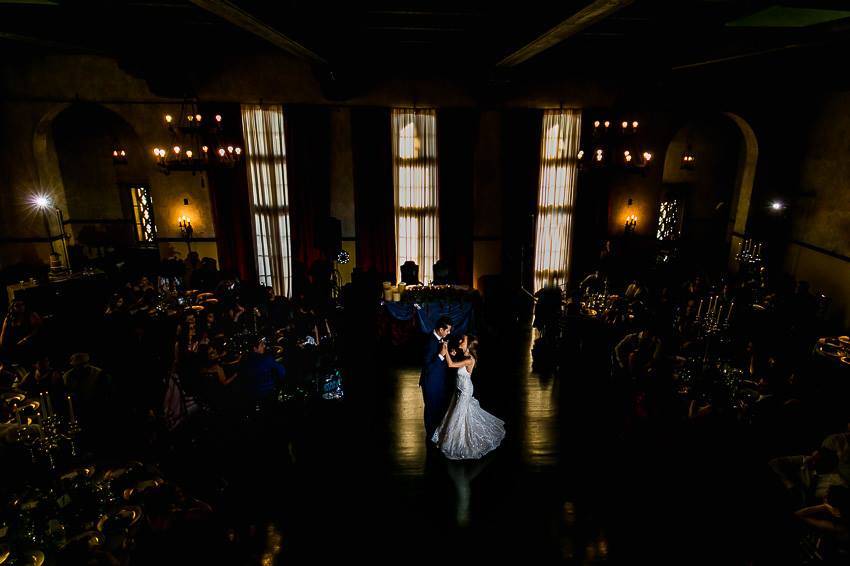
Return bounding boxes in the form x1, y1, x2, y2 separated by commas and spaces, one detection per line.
431, 335, 505, 460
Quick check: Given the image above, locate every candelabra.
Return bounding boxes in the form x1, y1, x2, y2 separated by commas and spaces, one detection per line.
695, 295, 735, 336
735, 238, 764, 265
582, 280, 609, 313
14, 392, 82, 472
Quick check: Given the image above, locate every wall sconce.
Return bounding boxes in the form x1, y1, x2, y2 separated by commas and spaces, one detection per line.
112, 148, 127, 165
178, 215, 193, 253
624, 198, 637, 234
681, 145, 696, 170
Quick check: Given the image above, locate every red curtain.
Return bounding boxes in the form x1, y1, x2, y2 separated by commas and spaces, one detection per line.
502, 109, 544, 291
352, 108, 396, 282
437, 109, 475, 285
202, 102, 255, 284
284, 105, 331, 274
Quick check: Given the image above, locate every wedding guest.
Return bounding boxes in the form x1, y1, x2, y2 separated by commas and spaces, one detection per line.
614, 328, 662, 378
21, 355, 63, 398
769, 447, 845, 508
0, 299, 43, 361
238, 336, 286, 407
794, 485, 850, 553
63, 352, 111, 419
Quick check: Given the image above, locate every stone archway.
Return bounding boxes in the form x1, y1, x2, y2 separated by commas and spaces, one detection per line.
661, 112, 759, 269
33, 102, 151, 255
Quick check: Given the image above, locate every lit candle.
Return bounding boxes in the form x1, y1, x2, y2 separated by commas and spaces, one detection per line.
726, 301, 734, 322
696, 299, 704, 319
66, 394, 76, 424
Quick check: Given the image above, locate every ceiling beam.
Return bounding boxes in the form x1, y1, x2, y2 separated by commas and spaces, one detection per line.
0, 31, 99, 53
496, 0, 634, 68
188, 0, 327, 65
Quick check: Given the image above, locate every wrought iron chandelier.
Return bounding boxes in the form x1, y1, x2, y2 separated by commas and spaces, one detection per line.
151, 100, 242, 174
578, 118, 654, 171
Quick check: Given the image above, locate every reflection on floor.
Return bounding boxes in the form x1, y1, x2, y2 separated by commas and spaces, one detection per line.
391, 367, 426, 476
277, 324, 756, 565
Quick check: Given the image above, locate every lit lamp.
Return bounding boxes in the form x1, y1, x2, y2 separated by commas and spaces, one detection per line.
30, 194, 71, 273
624, 198, 638, 234
681, 145, 696, 170
178, 215, 193, 253
112, 148, 127, 165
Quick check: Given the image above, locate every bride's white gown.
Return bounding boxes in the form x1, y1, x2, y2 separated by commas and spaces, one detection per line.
431, 365, 505, 460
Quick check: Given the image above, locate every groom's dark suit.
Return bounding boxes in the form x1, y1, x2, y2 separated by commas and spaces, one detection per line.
420, 332, 449, 439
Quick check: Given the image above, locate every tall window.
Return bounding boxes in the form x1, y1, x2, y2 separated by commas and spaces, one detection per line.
391, 108, 439, 285
533, 109, 582, 292
241, 104, 293, 297
130, 185, 157, 244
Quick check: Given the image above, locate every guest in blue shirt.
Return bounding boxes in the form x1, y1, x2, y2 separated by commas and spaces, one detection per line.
238, 336, 286, 404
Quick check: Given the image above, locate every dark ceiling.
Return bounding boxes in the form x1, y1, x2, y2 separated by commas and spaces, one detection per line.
2, 0, 850, 98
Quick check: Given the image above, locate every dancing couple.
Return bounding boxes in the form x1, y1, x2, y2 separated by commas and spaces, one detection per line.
420, 316, 505, 460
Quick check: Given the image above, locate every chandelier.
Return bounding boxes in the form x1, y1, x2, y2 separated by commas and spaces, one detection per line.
578, 118, 653, 171
152, 100, 242, 174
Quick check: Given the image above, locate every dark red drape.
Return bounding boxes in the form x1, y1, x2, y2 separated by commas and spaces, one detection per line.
284, 105, 331, 273
437, 109, 475, 285
502, 109, 543, 291
351, 108, 396, 281
203, 102, 255, 284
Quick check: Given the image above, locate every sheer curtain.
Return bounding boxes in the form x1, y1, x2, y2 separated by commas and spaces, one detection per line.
533, 109, 582, 292
241, 104, 293, 297
392, 108, 439, 284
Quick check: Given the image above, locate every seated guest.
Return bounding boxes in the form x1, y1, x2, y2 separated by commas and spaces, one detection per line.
579, 270, 606, 295
0, 357, 25, 388
199, 311, 222, 343
0, 299, 43, 361
238, 336, 286, 406
21, 355, 63, 398
794, 485, 850, 551
220, 300, 247, 336
199, 343, 236, 387
769, 447, 846, 508
63, 352, 111, 416
195, 344, 236, 409
822, 429, 850, 485
614, 327, 662, 379
624, 280, 648, 304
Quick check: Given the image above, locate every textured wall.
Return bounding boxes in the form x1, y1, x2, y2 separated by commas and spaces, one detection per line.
795, 92, 850, 257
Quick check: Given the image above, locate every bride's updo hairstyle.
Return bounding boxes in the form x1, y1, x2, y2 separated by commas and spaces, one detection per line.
465, 335, 480, 361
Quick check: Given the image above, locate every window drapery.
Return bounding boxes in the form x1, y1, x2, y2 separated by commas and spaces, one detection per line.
391, 108, 439, 285
241, 104, 293, 297
533, 109, 582, 292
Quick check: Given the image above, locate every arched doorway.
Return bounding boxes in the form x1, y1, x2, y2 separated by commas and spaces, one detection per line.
661, 112, 758, 271
38, 102, 153, 258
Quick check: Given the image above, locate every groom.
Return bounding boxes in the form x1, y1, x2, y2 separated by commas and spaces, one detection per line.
420, 316, 453, 439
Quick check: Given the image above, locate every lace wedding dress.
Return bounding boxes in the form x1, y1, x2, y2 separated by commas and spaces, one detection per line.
431, 366, 505, 460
